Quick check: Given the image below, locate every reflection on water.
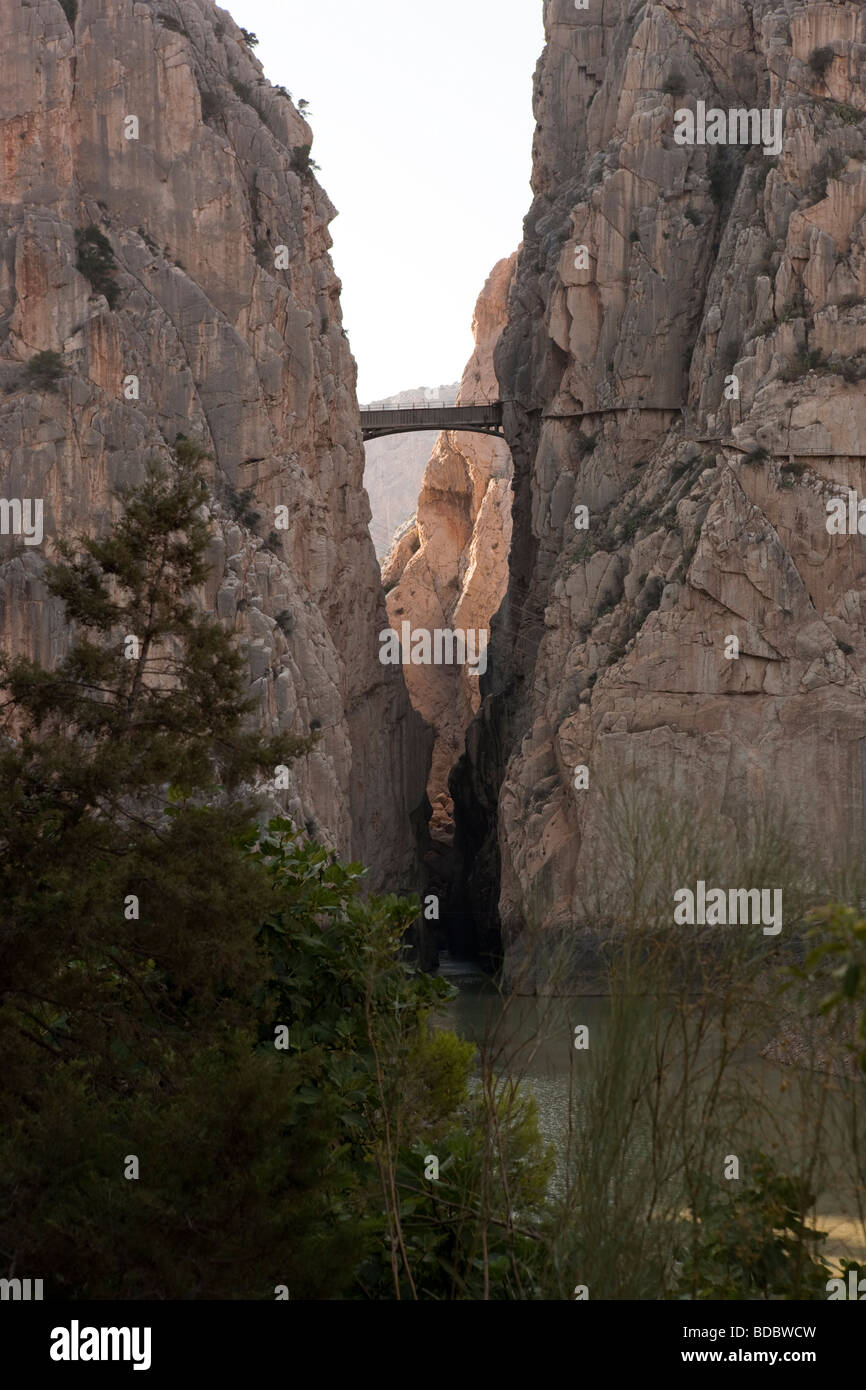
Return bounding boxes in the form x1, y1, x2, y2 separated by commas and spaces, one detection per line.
437, 967, 866, 1264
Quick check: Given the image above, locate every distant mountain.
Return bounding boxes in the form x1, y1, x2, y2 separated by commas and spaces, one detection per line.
362, 384, 460, 557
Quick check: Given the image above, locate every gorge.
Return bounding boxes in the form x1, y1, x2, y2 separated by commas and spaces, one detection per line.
2, 0, 866, 1318
5, 0, 866, 990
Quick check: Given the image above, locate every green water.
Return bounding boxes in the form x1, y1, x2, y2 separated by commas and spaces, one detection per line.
439, 973, 866, 1263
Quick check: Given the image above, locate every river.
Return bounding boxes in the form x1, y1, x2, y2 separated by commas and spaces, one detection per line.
437, 956, 866, 1268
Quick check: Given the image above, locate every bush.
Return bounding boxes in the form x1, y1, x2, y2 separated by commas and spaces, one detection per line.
621, 504, 652, 541
220, 481, 261, 530
780, 347, 826, 382
275, 610, 295, 637
707, 146, 742, 207
75, 226, 120, 308
240, 27, 259, 47
809, 46, 835, 78
291, 145, 320, 176
778, 294, 805, 323
157, 13, 186, 34
23, 350, 65, 392
829, 102, 862, 127
231, 79, 254, 105
663, 71, 687, 98
781, 460, 807, 481
684, 206, 702, 227
797, 903, 866, 1073
575, 431, 598, 461
200, 90, 222, 123
744, 446, 769, 463
678, 1151, 832, 1299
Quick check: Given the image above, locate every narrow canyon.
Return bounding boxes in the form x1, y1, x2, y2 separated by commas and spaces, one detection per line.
3, 0, 866, 991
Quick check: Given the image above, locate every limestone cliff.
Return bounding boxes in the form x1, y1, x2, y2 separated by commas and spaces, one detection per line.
0, 0, 429, 887
382, 257, 515, 871
453, 0, 866, 981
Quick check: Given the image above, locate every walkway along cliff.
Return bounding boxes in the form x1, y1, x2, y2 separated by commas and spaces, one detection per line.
450, 0, 866, 986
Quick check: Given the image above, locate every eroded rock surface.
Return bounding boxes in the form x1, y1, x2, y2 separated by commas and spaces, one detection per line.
0, 0, 429, 887
382, 257, 515, 853
452, 0, 866, 983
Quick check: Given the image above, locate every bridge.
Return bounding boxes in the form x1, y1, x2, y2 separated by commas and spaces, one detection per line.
360, 401, 505, 440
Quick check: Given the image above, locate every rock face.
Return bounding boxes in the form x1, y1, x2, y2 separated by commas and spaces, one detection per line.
382, 258, 515, 870
453, 0, 866, 982
362, 383, 459, 557
0, 0, 429, 889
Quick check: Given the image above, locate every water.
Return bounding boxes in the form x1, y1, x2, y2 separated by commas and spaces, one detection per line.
438, 965, 866, 1264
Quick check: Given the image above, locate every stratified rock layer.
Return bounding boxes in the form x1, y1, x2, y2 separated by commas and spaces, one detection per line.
453, 0, 866, 983
0, 0, 429, 887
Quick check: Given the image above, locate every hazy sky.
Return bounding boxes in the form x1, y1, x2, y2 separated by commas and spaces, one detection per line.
233, 0, 545, 401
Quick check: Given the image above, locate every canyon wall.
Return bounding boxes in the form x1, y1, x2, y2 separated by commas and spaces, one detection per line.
383, 257, 515, 879
453, 0, 866, 982
0, 0, 429, 888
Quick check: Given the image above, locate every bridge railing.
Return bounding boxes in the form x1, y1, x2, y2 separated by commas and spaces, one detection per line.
360, 401, 458, 412
360, 404, 502, 420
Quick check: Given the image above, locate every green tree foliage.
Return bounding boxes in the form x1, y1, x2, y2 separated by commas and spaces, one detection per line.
796, 903, 866, 1072
677, 1152, 832, 1300
0, 447, 551, 1298
809, 46, 835, 78
75, 225, 121, 308
23, 349, 65, 392
251, 823, 554, 1300
0, 443, 297, 1069
0, 446, 329, 1295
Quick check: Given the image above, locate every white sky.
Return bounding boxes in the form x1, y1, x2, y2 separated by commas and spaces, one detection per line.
232, 0, 545, 401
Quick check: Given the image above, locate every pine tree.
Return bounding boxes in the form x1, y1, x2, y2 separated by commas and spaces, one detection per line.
0, 445, 358, 1298
0, 442, 302, 1075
